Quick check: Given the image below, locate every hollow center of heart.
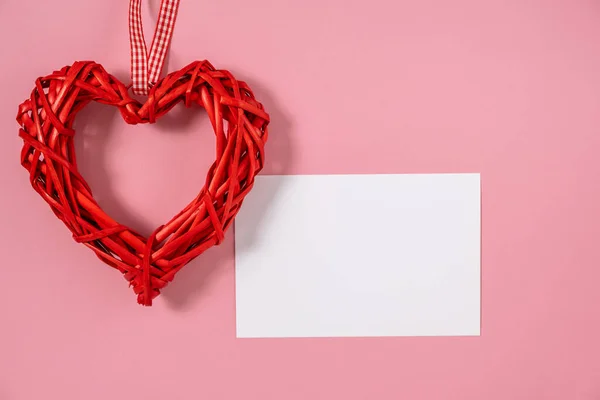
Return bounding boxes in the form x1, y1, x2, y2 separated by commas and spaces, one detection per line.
74, 102, 215, 238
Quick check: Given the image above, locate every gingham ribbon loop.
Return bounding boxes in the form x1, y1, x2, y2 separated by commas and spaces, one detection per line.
129, 0, 181, 95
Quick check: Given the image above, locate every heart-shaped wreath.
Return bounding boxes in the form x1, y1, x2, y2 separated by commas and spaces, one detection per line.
16, 0, 269, 306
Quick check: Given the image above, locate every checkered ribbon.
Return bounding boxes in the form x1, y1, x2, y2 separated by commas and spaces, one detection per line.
129, 0, 181, 95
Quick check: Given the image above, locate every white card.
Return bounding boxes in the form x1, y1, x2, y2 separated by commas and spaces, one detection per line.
235, 174, 481, 338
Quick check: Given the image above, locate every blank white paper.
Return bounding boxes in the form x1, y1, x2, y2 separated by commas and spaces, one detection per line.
235, 173, 480, 338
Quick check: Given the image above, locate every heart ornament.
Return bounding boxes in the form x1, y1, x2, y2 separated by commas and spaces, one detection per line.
16, 1, 269, 306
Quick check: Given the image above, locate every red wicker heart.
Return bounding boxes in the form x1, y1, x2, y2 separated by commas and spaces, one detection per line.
17, 60, 269, 306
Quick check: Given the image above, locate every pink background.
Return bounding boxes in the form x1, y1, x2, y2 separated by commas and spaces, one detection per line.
1, 0, 600, 398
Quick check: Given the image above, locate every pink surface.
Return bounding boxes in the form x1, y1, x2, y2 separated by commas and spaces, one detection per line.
1, 0, 600, 398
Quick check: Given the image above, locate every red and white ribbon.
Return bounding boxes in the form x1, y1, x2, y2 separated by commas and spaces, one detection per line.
129, 0, 181, 95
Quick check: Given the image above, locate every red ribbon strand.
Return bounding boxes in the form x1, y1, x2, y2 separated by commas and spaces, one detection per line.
129, 0, 181, 95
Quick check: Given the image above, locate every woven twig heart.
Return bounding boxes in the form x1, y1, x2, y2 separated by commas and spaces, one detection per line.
17, 60, 269, 306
